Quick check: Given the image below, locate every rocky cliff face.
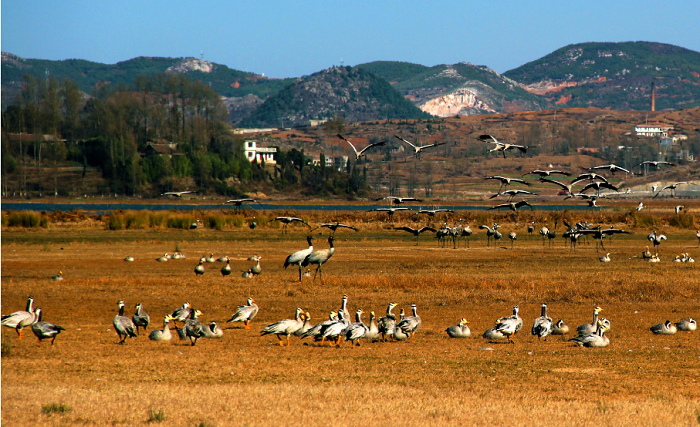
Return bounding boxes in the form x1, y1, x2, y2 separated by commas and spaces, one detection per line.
166, 58, 214, 74
419, 85, 497, 116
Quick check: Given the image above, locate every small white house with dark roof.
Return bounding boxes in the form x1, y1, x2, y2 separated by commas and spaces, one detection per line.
244, 140, 277, 164
634, 123, 673, 137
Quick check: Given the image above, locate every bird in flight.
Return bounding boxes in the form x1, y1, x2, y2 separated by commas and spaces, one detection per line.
375, 196, 423, 205
654, 182, 687, 198
489, 189, 536, 201
394, 135, 446, 158
522, 170, 570, 178
587, 164, 632, 175
311, 222, 358, 234
161, 191, 197, 197
221, 198, 257, 209
489, 201, 533, 212
273, 217, 311, 234
336, 134, 386, 160
478, 134, 527, 158
485, 176, 531, 193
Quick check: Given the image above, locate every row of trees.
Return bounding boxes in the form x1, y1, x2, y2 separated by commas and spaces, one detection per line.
1, 73, 369, 198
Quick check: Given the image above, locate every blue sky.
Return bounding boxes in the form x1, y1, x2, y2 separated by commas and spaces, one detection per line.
3, 1, 699, 78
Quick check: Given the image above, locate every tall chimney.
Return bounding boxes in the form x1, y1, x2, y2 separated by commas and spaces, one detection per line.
651, 81, 656, 112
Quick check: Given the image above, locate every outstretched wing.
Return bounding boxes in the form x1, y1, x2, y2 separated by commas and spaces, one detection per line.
394, 135, 417, 149
417, 226, 437, 234
477, 134, 499, 144
337, 134, 359, 155
395, 226, 417, 234
358, 140, 387, 156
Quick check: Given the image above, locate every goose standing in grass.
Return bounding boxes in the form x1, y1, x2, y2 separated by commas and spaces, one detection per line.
675, 318, 697, 331
284, 236, 314, 282
221, 259, 232, 276
52, 271, 64, 281
293, 312, 313, 337
301, 311, 337, 342
124, 256, 135, 262
396, 304, 422, 342
577, 307, 603, 335
599, 253, 611, 263
194, 261, 205, 276
318, 310, 350, 347
260, 307, 305, 347
531, 303, 553, 341
149, 315, 174, 341
338, 294, 350, 321
156, 254, 169, 262
650, 320, 678, 335
365, 311, 380, 341
570, 320, 610, 347
202, 321, 224, 339
226, 297, 259, 329
301, 236, 335, 282
170, 302, 191, 329
377, 302, 398, 342
248, 255, 262, 275
114, 300, 138, 344
495, 305, 523, 343
445, 318, 471, 338
184, 309, 205, 346
393, 309, 410, 341
551, 319, 570, 336
2, 296, 35, 337
345, 309, 370, 346
216, 255, 229, 263
30, 308, 65, 346
132, 303, 150, 335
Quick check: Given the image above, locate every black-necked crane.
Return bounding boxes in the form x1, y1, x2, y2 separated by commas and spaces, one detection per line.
301, 236, 335, 282
523, 169, 570, 178
489, 189, 536, 201
461, 223, 473, 248
394, 135, 446, 158
274, 216, 311, 234
485, 175, 531, 193
395, 226, 437, 245
413, 207, 454, 217
479, 223, 500, 247
579, 225, 630, 252
368, 207, 409, 221
575, 172, 610, 183
162, 191, 197, 197
647, 231, 667, 253
376, 196, 422, 205
580, 180, 619, 196
539, 177, 584, 198
337, 134, 386, 161
508, 231, 517, 248
546, 221, 558, 247
588, 164, 632, 175
190, 219, 201, 229
311, 222, 358, 235
654, 182, 687, 198
284, 235, 315, 282
221, 198, 257, 211
478, 134, 527, 158
489, 200, 532, 212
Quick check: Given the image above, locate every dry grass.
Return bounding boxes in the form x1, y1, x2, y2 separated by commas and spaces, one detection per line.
2, 222, 700, 426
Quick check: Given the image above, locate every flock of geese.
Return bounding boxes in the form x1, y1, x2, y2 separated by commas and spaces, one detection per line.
6, 295, 696, 349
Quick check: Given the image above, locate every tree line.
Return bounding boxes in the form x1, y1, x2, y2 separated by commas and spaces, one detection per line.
1, 73, 369, 198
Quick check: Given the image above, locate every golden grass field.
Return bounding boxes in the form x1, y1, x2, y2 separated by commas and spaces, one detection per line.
2, 209, 700, 426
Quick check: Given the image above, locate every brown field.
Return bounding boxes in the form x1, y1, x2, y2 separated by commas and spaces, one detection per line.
2, 213, 700, 426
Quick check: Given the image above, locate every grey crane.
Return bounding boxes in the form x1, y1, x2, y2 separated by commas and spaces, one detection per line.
337, 134, 386, 161
301, 236, 335, 282
273, 216, 311, 234
485, 175, 531, 193
394, 135, 446, 158
395, 225, 437, 245
654, 182, 687, 198
478, 134, 527, 158
284, 235, 315, 282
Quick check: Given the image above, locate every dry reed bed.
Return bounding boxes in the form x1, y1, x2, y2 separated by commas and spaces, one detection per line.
2, 228, 700, 426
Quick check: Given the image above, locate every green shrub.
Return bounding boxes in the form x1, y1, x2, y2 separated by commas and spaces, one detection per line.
205, 215, 226, 230
106, 214, 124, 230
147, 408, 165, 423
167, 216, 194, 229
7, 211, 44, 228
1, 212, 8, 227
149, 212, 166, 228
42, 402, 71, 415
633, 214, 661, 229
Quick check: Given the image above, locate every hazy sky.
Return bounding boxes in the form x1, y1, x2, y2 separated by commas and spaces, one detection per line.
3, 1, 699, 79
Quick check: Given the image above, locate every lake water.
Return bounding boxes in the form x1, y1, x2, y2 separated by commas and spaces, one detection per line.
1, 201, 599, 213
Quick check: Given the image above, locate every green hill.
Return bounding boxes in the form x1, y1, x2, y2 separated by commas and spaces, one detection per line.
240, 66, 432, 128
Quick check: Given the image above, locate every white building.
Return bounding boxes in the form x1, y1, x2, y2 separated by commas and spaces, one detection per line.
244, 140, 277, 164
634, 123, 673, 137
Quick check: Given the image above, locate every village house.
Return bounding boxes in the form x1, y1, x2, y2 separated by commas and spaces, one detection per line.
634, 122, 673, 137
142, 140, 180, 158
244, 140, 277, 164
